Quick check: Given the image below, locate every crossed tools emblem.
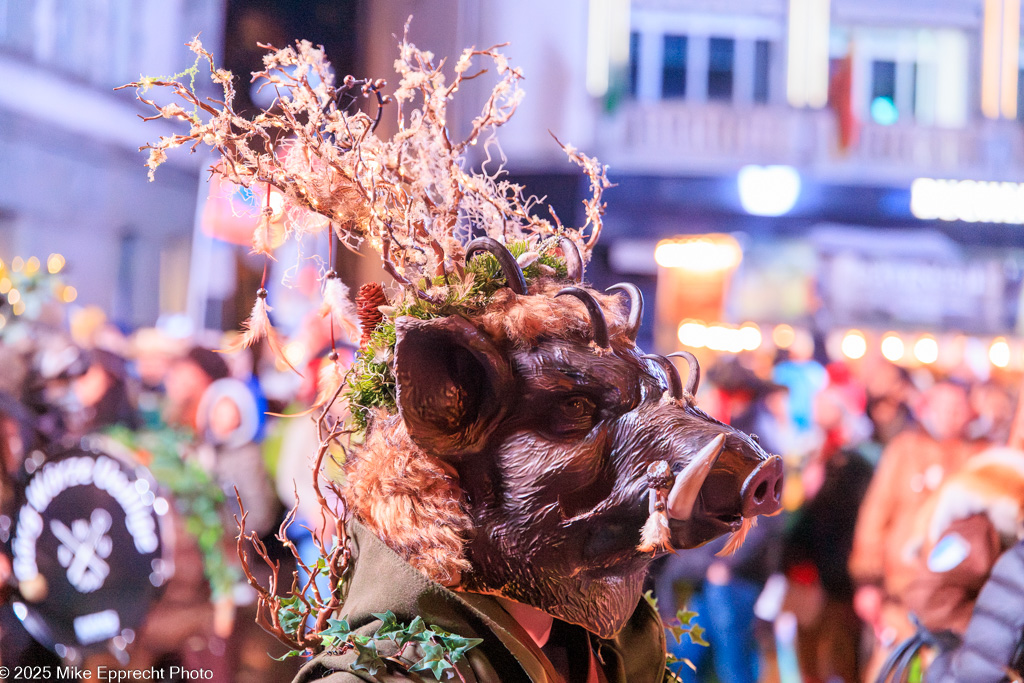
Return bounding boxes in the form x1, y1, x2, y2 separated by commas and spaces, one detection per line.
50, 509, 113, 593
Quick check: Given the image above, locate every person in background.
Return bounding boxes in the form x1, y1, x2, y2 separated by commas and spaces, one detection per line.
849, 379, 987, 681
162, 346, 230, 432
195, 376, 279, 539
68, 348, 140, 437
131, 327, 186, 429
772, 329, 828, 442
863, 362, 917, 463
710, 358, 794, 456
654, 513, 786, 683
783, 365, 874, 683
968, 380, 1014, 444
194, 375, 288, 682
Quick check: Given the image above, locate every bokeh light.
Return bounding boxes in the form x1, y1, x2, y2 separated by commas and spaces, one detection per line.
914, 336, 939, 364
677, 321, 708, 348
47, 254, 66, 274
739, 323, 762, 351
772, 324, 795, 349
840, 330, 867, 359
989, 337, 1010, 368
880, 333, 905, 362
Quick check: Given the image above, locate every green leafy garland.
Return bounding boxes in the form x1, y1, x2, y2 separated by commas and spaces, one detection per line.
107, 425, 241, 600
346, 238, 567, 431
275, 607, 482, 680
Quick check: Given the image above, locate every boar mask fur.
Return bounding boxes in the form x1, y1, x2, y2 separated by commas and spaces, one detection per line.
343, 281, 780, 639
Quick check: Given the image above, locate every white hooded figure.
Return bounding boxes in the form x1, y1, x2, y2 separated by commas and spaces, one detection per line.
196, 377, 280, 538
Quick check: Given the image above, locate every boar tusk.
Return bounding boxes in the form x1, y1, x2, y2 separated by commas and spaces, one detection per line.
556, 287, 610, 348
465, 237, 528, 295
666, 434, 725, 520
606, 283, 643, 343
666, 351, 701, 397
642, 354, 682, 400
559, 236, 584, 283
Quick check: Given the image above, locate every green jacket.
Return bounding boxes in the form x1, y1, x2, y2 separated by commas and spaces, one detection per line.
293, 522, 668, 682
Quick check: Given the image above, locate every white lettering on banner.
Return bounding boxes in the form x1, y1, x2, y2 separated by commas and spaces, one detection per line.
12, 455, 159, 582
911, 177, 1024, 224
12, 506, 42, 581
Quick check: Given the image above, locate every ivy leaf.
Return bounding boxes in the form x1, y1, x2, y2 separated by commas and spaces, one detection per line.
676, 609, 698, 626
686, 623, 709, 647
667, 623, 687, 645
433, 632, 483, 662
411, 641, 454, 678
349, 639, 385, 676
278, 604, 304, 634
371, 610, 403, 642
407, 616, 427, 637
642, 589, 659, 611
665, 653, 697, 672
320, 618, 351, 649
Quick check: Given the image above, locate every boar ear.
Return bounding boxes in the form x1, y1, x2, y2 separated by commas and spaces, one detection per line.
393, 316, 512, 458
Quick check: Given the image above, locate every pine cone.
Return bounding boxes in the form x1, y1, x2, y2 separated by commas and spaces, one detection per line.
356, 282, 388, 349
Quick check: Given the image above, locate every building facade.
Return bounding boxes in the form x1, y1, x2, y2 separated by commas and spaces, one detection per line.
0, 0, 226, 329
368, 0, 1024, 358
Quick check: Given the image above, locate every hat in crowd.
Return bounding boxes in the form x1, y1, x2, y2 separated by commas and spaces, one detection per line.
186, 346, 230, 382
708, 359, 787, 397
132, 327, 188, 358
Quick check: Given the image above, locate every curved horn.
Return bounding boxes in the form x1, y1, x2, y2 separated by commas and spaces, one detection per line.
559, 236, 584, 283
465, 237, 528, 295
556, 287, 610, 348
606, 283, 643, 343
667, 351, 701, 396
643, 354, 682, 400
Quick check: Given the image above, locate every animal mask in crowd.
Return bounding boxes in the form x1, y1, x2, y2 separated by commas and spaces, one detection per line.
128, 30, 782, 643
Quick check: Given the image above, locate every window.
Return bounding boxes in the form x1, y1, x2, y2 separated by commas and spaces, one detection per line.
1019, 68, 1024, 122
870, 60, 898, 124
754, 40, 771, 104
707, 37, 735, 101
628, 32, 639, 98
662, 35, 688, 98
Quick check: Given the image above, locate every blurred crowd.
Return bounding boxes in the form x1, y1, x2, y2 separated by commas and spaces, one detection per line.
652, 330, 1024, 683
0, 306, 351, 681
0, 305, 1022, 682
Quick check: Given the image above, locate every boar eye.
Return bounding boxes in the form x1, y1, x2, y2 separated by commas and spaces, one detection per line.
550, 395, 597, 436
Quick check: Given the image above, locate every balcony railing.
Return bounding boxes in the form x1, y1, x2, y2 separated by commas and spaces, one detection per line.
597, 101, 1024, 184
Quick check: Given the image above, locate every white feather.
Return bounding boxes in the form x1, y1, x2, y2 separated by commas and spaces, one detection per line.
321, 277, 359, 343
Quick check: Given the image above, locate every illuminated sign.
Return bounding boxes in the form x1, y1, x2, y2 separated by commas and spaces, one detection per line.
911, 177, 1024, 224
655, 234, 742, 272
737, 165, 801, 216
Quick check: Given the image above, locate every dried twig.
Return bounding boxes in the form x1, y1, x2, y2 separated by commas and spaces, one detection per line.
124, 32, 608, 290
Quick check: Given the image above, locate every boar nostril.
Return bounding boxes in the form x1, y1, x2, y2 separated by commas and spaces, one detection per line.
753, 481, 768, 504
740, 455, 784, 517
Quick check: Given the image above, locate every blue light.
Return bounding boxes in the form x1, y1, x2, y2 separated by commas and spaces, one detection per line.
870, 97, 899, 125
